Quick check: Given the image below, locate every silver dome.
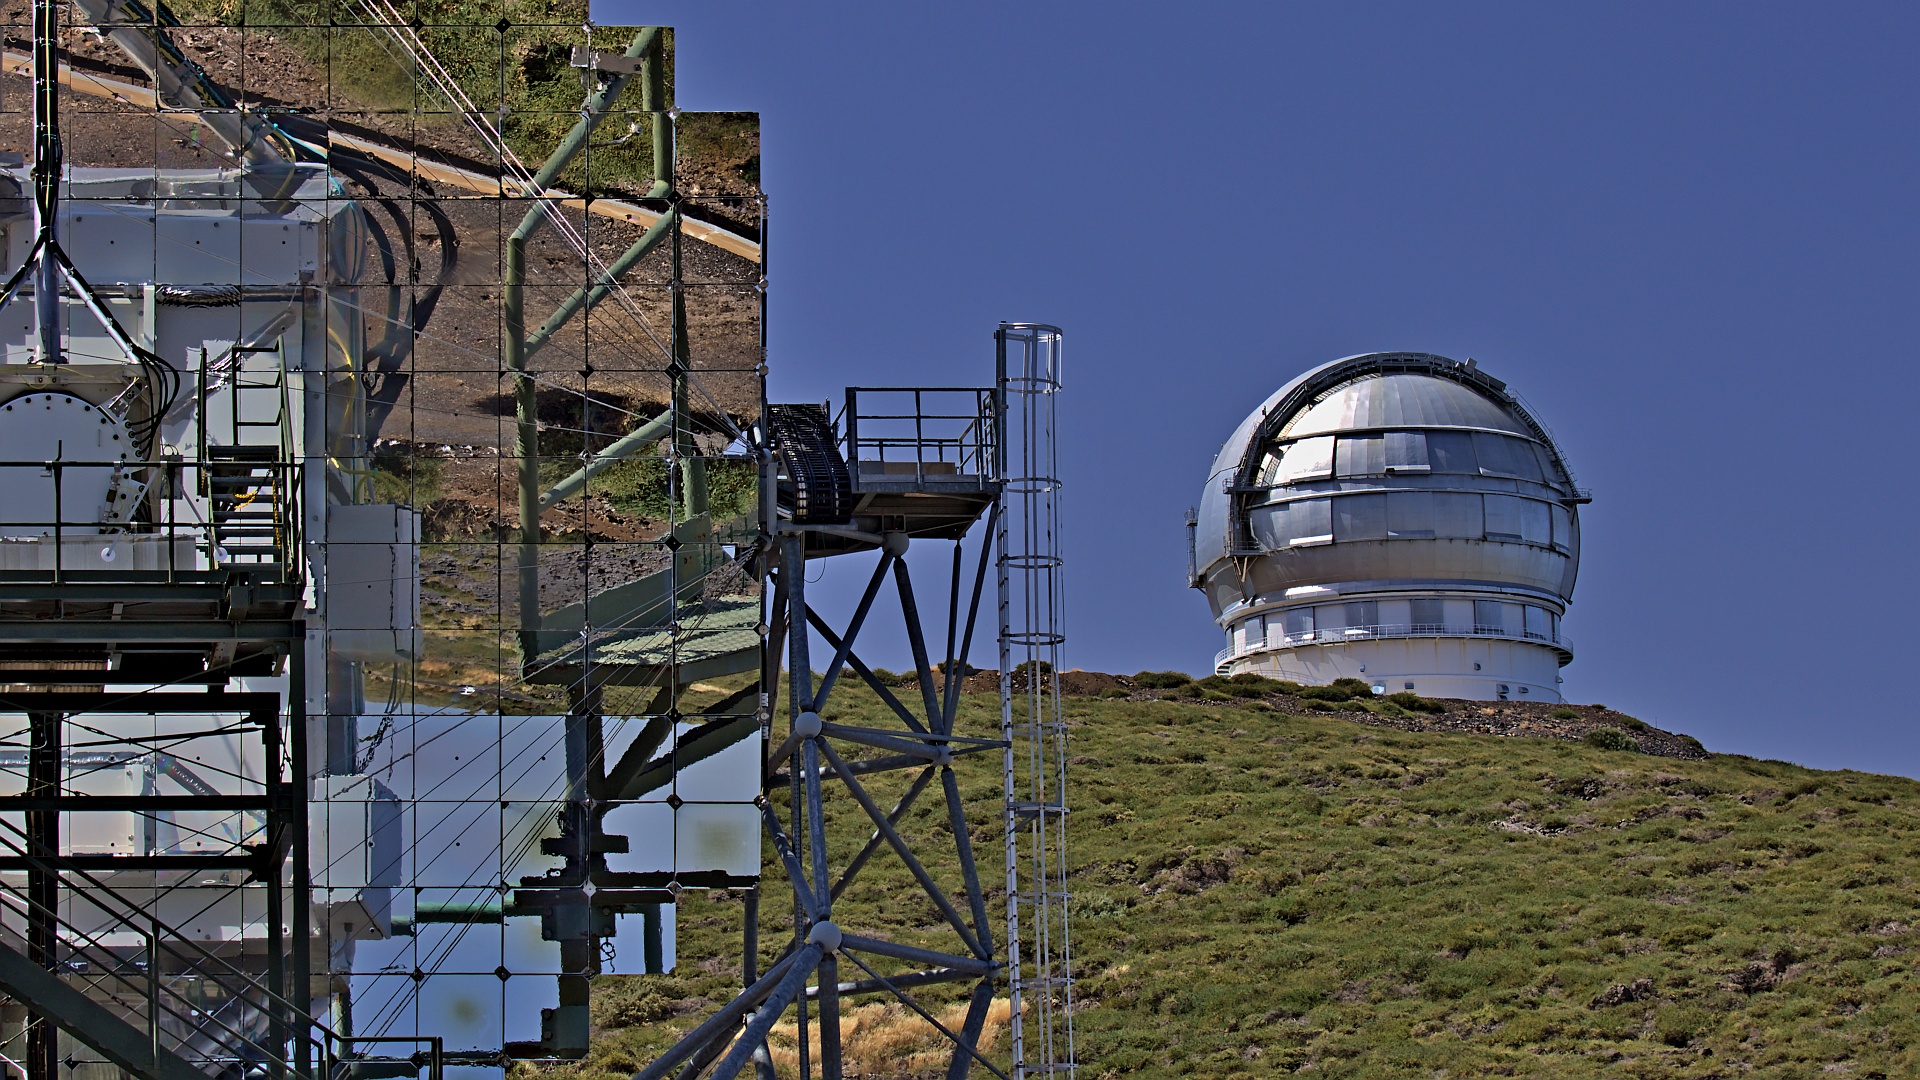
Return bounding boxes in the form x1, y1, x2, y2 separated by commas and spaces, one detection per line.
1192, 352, 1587, 700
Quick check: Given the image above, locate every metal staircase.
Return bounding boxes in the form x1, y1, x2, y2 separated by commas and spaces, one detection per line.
199, 351, 297, 569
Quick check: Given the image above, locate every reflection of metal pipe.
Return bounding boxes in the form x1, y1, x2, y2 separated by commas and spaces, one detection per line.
521, 210, 674, 360
536, 410, 672, 511
70, 0, 291, 168
509, 29, 660, 648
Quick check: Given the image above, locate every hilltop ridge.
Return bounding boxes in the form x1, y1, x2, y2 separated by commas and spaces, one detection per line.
562, 678, 1918, 1080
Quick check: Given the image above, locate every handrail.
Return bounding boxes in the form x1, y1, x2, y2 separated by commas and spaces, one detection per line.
836, 386, 999, 488
0, 456, 303, 584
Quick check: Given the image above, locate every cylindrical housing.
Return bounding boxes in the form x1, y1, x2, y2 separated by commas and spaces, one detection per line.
1193, 352, 1586, 702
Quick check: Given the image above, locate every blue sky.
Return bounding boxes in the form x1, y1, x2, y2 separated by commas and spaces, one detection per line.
594, 1, 1920, 776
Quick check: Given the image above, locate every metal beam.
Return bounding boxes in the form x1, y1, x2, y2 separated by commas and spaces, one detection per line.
507, 28, 659, 648
631, 947, 812, 1080
803, 965, 979, 1001
836, 933, 991, 976
0, 795, 268, 811
0, 621, 300, 642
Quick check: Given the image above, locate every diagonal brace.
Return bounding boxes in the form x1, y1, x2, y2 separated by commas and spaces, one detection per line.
0, 935, 210, 1080
832, 766, 934, 903
817, 741, 986, 959
805, 610, 928, 734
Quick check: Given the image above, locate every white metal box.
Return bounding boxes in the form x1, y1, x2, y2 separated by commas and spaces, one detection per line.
325, 503, 422, 662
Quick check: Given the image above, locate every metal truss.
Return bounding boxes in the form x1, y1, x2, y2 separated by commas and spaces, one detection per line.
636, 330, 1074, 1080
636, 514, 1006, 1080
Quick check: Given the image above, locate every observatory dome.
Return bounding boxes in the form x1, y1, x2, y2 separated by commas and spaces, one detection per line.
1190, 352, 1587, 702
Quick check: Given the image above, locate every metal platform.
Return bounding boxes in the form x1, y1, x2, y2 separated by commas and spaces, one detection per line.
776, 387, 1002, 557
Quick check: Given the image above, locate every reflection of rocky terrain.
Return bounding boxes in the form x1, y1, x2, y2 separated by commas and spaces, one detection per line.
420, 540, 753, 623
1, 9, 767, 687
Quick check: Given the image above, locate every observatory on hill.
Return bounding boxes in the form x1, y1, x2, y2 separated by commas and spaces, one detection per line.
1191, 352, 1588, 702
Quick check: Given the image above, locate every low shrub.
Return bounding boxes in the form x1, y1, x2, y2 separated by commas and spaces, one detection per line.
1585, 728, 1640, 752
1195, 675, 1272, 699
1132, 670, 1193, 689
1100, 687, 1131, 699
1550, 708, 1581, 720
1387, 691, 1446, 713
1298, 678, 1377, 703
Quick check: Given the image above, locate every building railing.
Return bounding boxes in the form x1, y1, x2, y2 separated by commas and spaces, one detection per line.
838, 387, 999, 488
0, 457, 302, 584
1215, 621, 1573, 674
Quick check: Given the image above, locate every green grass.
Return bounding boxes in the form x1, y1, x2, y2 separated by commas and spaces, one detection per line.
554, 685, 1920, 1079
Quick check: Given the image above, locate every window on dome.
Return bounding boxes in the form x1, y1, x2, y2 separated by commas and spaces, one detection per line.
1432, 492, 1483, 538
1343, 600, 1378, 629
1474, 600, 1508, 635
1551, 504, 1574, 554
1335, 434, 1385, 477
1252, 497, 1332, 547
1530, 442, 1561, 484
1524, 605, 1552, 641
1282, 607, 1315, 640
1333, 493, 1387, 541
1385, 431, 1429, 472
1484, 494, 1549, 544
1523, 499, 1550, 544
1272, 436, 1334, 483
1474, 432, 1546, 482
1424, 430, 1478, 474
1386, 491, 1435, 538
1410, 598, 1445, 632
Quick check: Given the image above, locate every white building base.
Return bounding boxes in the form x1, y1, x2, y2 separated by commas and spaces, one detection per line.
1226, 636, 1564, 703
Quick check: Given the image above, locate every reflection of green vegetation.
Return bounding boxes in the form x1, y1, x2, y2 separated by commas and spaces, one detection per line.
676, 111, 760, 189
536, 449, 756, 524
571, 682, 1920, 1079
368, 445, 444, 507
594, 454, 758, 522
172, 0, 668, 197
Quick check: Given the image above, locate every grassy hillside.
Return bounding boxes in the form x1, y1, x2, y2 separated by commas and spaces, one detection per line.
567, 680, 1920, 1080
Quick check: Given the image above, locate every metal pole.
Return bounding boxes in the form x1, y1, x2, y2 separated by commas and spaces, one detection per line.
31, 0, 60, 366
289, 646, 311, 1080
507, 28, 659, 651
782, 536, 814, 1080
26, 710, 58, 1080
